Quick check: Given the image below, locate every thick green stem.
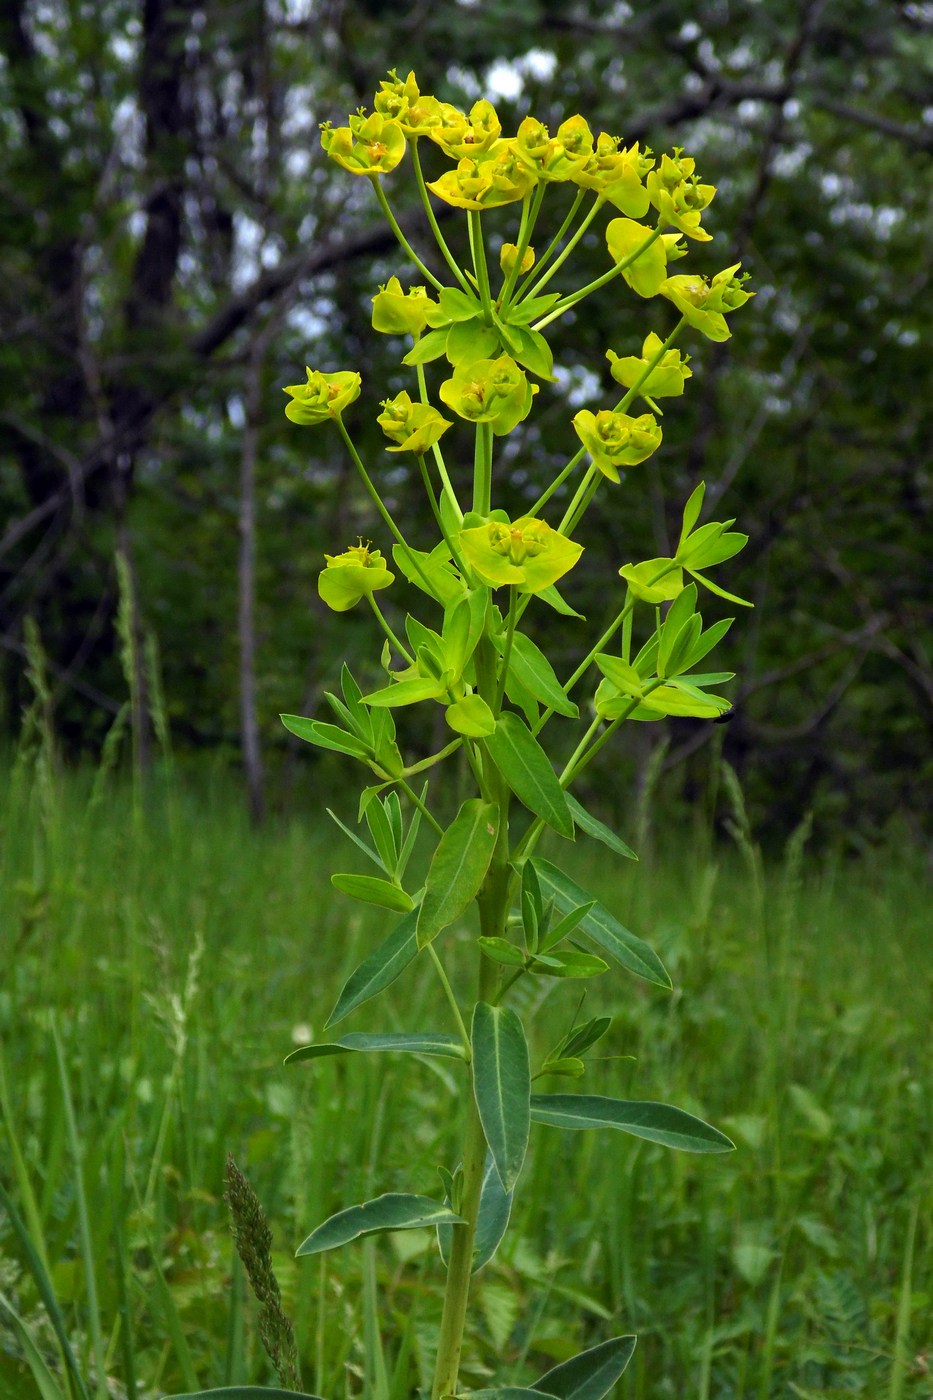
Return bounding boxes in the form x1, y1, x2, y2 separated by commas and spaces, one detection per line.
431, 632, 510, 1400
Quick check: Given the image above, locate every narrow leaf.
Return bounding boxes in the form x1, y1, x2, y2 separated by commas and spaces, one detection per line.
296, 1193, 463, 1256
363, 677, 446, 708
564, 794, 637, 860
281, 715, 369, 759
168, 1390, 324, 1400
497, 631, 578, 717
286, 1032, 465, 1065
417, 799, 498, 948
472, 1003, 531, 1191
468, 1390, 559, 1400
437, 1151, 513, 1272
529, 1094, 735, 1152
331, 873, 413, 912
531, 859, 670, 988
534, 1335, 637, 1400
477, 936, 526, 967
485, 713, 573, 838
325, 909, 419, 1027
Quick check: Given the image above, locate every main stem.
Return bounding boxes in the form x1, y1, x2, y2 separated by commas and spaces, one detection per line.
431, 634, 510, 1400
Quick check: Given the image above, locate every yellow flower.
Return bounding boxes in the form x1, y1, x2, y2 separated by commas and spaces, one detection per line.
646, 151, 716, 241
373, 69, 421, 122
283, 368, 361, 425
458, 515, 583, 593
427, 98, 502, 159
320, 111, 406, 176
377, 392, 452, 453
606, 333, 692, 397
575, 133, 651, 217
371, 277, 442, 335
500, 242, 536, 276
572, 408, 662, 480
439, 355, 537, 435
513, 114, 594, 182
660, 264, 753, 341
318, 542, 394, 612
427, 143, 533, 210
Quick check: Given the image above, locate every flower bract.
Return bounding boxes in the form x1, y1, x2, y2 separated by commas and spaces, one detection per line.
318, 543, 394, 612
372, 277, 443, 335
458, 515, 583, 593
439, 356, 536, 436
572, 408, 662, 480
284, 369, 361, 425
377, 392, 452, 453
607, 333, 692, 397
660, 264, 754, 341
321, 111, 406, 176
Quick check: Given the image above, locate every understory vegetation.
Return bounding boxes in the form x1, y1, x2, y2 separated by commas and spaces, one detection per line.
1, 758, 929, 1400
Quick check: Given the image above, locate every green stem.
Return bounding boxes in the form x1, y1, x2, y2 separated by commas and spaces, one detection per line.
426, 943, 471, 1052
533, 225, 665, 332
431, 636, 511, 1400
494, 587, 519, 713
521, 193, 604, 300
525, 446, 587, 518
469, 209, 493, 322
335, 417, 437, 598
410, 139, 472, 292
513, 187, 584, 304
558, 462, 599, 535
472, 422, 493, 516
415, 362, 464, 527
560, 681, 664, 788
401, 740, 463, 782
367, 594, 414, 665
498, 183, 546, 311
563, 467, 602, 536
371, 179, 444, 290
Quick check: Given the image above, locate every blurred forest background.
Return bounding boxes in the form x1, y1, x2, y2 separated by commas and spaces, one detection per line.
1, 0, 931, 844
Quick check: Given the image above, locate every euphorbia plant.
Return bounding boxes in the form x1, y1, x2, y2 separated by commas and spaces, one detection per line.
179, 69, 754, 1400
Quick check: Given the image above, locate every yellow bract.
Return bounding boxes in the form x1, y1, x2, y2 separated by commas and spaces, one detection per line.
427, 143, 534, 210
573, 408, 662, 480
321, 112, 406, 176
607, 333, 692, 398
283, 369, 361, 425
318, 543, 394, 612
660, 264, 753, 342
371, 277, 442, 336
458, 516, 583, 593
439, 356, 536, 436
377, 392, 452, 454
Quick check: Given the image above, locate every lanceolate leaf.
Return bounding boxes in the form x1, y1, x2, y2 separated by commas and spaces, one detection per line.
472, 1003, 531, 1191
280, 714, 370, 759
417, 799, 499, 948
168, 1390, 325, 1400
485, 713, 574, 838
285, 1032, 465, 1065
325, 910, 419, 1027
468, 1390, 559, 1400
296, 1193, 464, 1256
330, 873, 413, 912
437, 1151, 514, 1272
534, 1335, 637, 1400
498, 631, 578, 717
564, 794, 637, 860
529, 1094, 735, 1153
531, 859, 670, 988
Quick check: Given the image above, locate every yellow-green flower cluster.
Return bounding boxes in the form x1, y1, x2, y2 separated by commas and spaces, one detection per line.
573, 408, 662, 480
439, 356, 536, 436
458, 515, 583, 593
318, 542, 394, 612
318, 69, 718, 245
283, 369, 361, 425
377, 392, 451, 454
607, 333, 692, 398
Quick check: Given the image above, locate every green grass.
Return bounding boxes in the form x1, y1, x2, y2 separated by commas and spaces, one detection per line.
0, 757, 930, 1400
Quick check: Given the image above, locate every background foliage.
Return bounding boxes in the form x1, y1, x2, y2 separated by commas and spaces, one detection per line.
1, 0, 931, 839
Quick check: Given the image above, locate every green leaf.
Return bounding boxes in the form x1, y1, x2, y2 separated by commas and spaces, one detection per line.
363, 794, 398, 871
496, 631, 578, 717
529, 948, 608, 979
439, 286, 483, 321
446, 318, 500, 365
681, 616, 733, 670
437, 1151, 513, 1272
536, 583, 585, 617
0, 1294, 69, 1400
446, 694, 497, 738
168, 1390, 324, 1400
508, 325, 556, 380
529, 1094, 735, 1152
401, 328, 449, 364
326, 807, 385, 870
560, 1015, 612, 1059
325, 909, 420, 1027
504, 291, 561, 324
331, 873, 413, 912
564, 794, 637, 860
296, 1193, 464, 1256
472, 1002, 531, 1191
363, 677, 447, 708
285, 1032, 465, 1064
534, 1334, 637, 1400
280, 714, 369, 759
521, 858, 543, 951
485, 713, 573, 838
468, 1391, 559, 1400
417, 799, 499, 948
477, 935, 526, 966
530, 859, 671, 988
393, 542, 465, 606
686, 568, 753, 607
678, 481, 706, 550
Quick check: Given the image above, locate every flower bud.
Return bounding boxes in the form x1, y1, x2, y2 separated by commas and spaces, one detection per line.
499, 242, 536, 276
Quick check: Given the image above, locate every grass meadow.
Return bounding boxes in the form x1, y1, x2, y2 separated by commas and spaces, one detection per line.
0, 749, 930, 1400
